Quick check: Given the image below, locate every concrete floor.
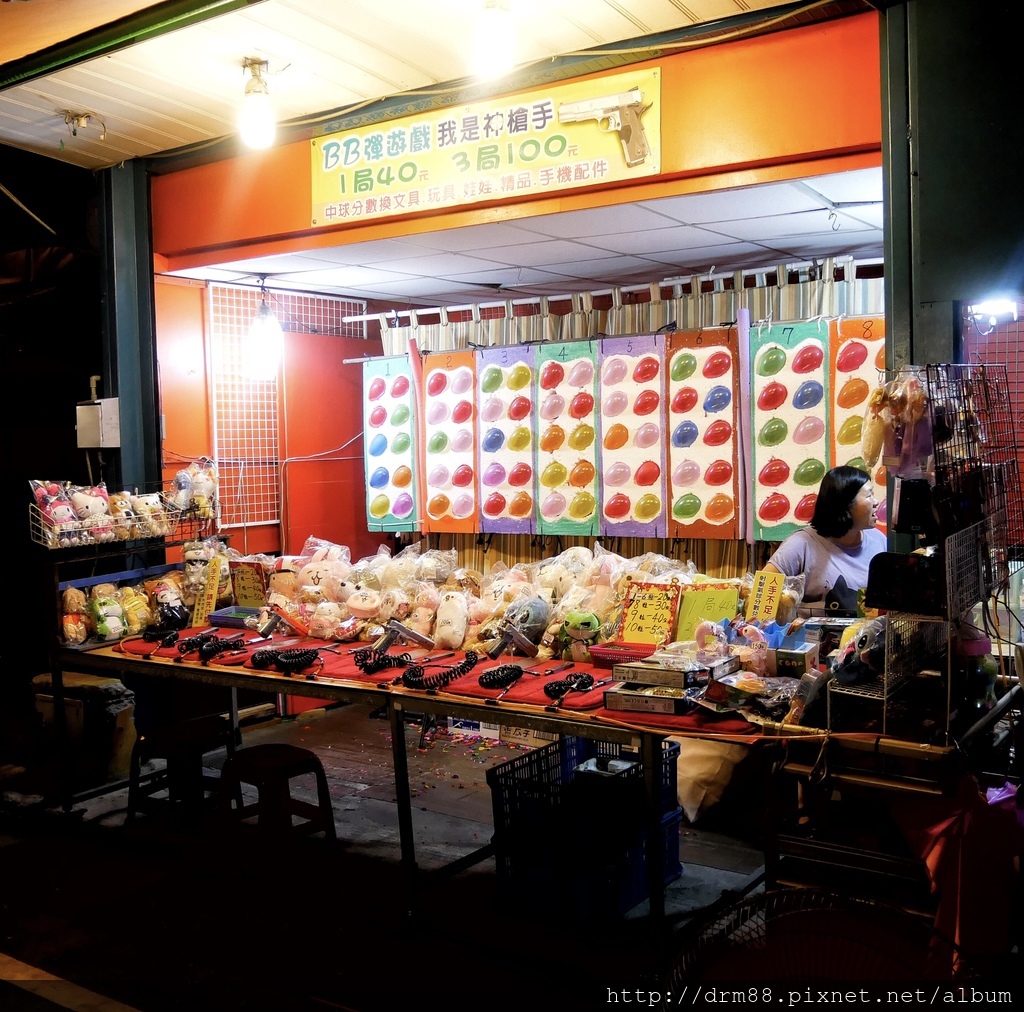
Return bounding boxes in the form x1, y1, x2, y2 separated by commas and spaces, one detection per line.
0, 702, 764, 1012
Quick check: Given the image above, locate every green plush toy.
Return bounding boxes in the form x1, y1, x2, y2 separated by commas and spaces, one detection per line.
562, 611, 601, 663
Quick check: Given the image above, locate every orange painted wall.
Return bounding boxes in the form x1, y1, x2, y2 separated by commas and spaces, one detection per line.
151, 12, 881, 267
280, 331, 385, 560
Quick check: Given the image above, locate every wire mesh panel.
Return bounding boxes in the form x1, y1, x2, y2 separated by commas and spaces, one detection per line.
208, 285, 366, 529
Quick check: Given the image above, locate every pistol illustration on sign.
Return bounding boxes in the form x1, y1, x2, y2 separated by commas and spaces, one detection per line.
557, 87, 651, 167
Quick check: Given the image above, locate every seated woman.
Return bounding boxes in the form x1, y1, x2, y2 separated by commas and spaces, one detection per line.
763, 465, 886, 615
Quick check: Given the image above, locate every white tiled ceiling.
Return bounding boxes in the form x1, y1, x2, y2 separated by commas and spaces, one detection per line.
0, 0, 882, 308
167, 167, 883, 306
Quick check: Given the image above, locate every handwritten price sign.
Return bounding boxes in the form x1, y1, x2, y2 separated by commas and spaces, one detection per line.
618, 578, 683, 646
676, 587, 739, 641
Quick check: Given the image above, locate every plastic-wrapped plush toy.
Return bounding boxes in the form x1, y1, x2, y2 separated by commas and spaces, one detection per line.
187, 457, 219, 523
833, 616, 887, 685
61, 587, 90, 645
30, 480, 83, 547
308, 601, 346, 640
345, 585, 382, 621
129, 491, 171, 537
434, 590, 469, 650
295, 538, 351, 599
108, 491, 143, 540
502, 595, 552, 648
407, 583, 439, 638
90, 596, 125, 641
118, 584, 152, 636
146, 574, 191, 630
69, 483, 116, 543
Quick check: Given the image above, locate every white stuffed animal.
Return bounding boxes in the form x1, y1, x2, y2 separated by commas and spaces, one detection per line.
433, 590, 469, 650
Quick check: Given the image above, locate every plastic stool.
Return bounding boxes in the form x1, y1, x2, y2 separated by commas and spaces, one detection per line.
219, 743, 336, 840
127, 713, 235, 824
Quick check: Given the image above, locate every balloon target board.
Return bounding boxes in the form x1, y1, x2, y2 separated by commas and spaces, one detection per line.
421, 351, 478, 533
534, 340, 601, 536
362, 357, 419, 532
597, 334, 669, 537
830, 317, 887, 531
750, 321, 831, 542
666, 329, 741, 540
476, 345, 536, 534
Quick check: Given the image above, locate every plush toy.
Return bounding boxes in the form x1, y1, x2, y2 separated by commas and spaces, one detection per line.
187, 457, 219, 522
167, 468, 193, 512
149, 577, 190, 630
61, 587, 90, 645
561, 611, 601, 663
833, 617, 887, 685
309, 601, 346, 640
69, 484, 115, 543
118, 585, 152, 636
90, 596, 125, 641
108, 491, 143, 540
503, 595, 552, 646
407, 584, 439, 638
267, 569, 299, 603
297, 546, 352, 602
346, 585, 382, 621
129, 491, 171, 537
434, 590, 469, 650
379, 588, 411, 624
30, 480, 82, 547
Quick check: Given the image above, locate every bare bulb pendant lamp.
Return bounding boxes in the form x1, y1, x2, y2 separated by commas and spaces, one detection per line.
240, 58, 275, 149
246, 280, 284, 380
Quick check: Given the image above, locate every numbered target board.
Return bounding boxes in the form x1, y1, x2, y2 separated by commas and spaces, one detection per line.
476, 345, 536, 534
597, 334, 668, 538
830, 316, 887, 532
421, 351, 478, 533
665, 329, 741, 540
750, 321, 831, 542
362, 357, 419, 532
534, 340, 600, 536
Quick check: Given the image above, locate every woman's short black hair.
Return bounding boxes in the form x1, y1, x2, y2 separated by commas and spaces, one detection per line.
810, 465, 870, 538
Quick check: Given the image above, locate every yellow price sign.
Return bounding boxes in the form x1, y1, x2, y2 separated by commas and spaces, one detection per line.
676, 588, 739, 642
617, 578, 683, 646
191, 558, 221, 628
230, 560, 268, 608
745, 570, 785, 622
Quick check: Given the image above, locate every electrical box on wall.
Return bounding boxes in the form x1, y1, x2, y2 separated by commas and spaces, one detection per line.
76, 398, 121, 448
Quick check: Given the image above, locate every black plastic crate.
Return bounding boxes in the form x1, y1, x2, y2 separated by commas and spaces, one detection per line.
485, 735, 682, 916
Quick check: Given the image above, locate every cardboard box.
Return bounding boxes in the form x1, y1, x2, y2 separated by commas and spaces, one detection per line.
612, 654, 740, 688
499, 725, 558, 748
767, 642, 820, 677
603, 684, 695, 715
446, 717, 501, 740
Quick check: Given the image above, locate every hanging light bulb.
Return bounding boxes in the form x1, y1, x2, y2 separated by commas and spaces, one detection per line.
471, 0, 516, 79
240, 58, 275, 149
246, 279, 284, 380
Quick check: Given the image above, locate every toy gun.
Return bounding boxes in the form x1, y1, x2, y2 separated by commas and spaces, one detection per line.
557, 88, 651, 167
368, 618, 435, 653
484, 617, 540, 660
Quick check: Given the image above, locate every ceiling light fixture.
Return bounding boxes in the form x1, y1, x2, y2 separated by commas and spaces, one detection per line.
59, 110, 106, 141
471, 0, 516, 80
246, 277, 284, 380
240, 58, 275, 149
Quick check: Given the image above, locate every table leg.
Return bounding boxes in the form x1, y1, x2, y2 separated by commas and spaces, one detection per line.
388, 698, 419, 916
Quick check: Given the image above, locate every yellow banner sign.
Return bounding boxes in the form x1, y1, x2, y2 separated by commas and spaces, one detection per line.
311, 68, 661, 227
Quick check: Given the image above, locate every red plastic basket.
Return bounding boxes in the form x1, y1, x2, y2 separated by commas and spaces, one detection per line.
588, 641, 657, 668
